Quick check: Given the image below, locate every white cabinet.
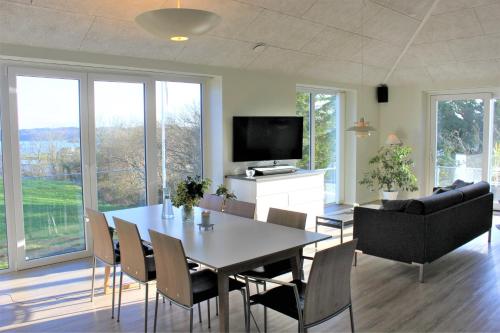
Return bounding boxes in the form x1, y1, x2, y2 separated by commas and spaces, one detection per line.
226, 170, 324, 229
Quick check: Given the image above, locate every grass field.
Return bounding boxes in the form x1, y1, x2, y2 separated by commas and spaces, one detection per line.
0, 177, 128, 270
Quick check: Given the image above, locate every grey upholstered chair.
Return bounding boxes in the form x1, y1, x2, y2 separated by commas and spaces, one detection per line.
223, 199, 256, 219
249, 239, 358, 333
86, 208, 120, 319
114, 217, 157, 333
148, 229, 248, 333
198, 194, 224, 211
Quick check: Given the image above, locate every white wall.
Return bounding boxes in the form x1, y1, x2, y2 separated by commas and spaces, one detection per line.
0, 42, 379, 204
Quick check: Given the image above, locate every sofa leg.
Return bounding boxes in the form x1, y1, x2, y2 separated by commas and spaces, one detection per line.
488, 228, 492, 243
416, 263, 424, 283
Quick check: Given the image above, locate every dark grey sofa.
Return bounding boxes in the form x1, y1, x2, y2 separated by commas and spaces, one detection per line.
353, 181, 493, 282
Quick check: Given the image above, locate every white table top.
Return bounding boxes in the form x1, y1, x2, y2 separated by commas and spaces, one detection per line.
105, 205, 330, 270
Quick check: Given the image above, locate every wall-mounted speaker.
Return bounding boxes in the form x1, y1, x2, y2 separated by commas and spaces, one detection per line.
377, 84, 388, 103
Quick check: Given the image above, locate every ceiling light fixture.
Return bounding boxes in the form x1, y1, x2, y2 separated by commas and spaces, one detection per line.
135, 0, 221, 42
347, 118, 376, 138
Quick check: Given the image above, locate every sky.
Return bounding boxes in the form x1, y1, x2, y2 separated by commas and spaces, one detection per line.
15, 76, 200, 130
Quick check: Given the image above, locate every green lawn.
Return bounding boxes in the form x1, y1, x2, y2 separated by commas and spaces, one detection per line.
0, 177, 128, 270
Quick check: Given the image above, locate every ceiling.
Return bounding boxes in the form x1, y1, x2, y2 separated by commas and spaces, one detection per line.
2, 0, 500, 86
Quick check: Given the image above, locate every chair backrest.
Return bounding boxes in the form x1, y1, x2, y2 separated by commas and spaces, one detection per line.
198, 194, 224, 212
223, 199, 256, 219
113, 217, 148, 282
303, 239, 358, 327
86, 208, 116, 265
149, 229, 193, 307
267, 207, 307, 230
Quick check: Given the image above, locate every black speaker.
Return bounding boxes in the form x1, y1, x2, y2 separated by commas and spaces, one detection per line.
377, 84, 388, 103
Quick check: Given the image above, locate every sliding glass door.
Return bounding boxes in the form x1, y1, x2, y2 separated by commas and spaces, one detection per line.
9, 70, 90, 267
296, 89, 342, 205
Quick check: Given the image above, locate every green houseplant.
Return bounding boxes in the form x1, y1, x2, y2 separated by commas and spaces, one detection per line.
172, 176, 211, 210
360, 145, 418, 200
215, 184, 237, 204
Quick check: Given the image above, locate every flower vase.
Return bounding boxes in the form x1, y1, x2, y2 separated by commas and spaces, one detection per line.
182, 205, 194, 223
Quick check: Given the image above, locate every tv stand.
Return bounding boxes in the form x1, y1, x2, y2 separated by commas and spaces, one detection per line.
249, 164, 297, 176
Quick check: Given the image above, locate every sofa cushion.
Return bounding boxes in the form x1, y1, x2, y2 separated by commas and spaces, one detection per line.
380, 199, 411, 212
456, 181, 490, 201
405, 190, 463, 215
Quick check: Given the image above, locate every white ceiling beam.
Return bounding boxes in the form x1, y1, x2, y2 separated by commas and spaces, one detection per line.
382, 0, 441, 84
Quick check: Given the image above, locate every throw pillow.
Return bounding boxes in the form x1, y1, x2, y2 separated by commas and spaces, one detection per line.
452, 179, 473, 189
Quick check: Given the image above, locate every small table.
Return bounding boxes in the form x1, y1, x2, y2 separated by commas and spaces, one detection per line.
315, 209, 354, 247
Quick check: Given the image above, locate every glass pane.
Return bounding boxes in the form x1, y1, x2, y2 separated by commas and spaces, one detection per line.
16, 76, 85, 260
435, 99, 484, 187
156, 81, 202, 198
314, 94, 337, 204
94, 81, 146, 212
296, 92, 310, 170
490, 100, 500, 202
0, 127, 6, 269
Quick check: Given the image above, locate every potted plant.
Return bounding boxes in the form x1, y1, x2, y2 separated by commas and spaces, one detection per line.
360, 145, 418, 200
172, 176, 211, 220
215, 184, 237, 207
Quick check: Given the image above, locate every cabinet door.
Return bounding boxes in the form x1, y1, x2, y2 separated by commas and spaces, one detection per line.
255, 193, 288, 221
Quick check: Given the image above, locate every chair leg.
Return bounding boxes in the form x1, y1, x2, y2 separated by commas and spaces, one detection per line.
189, 308, 194, 333
207, 300, 211, 328
90, 256, 96, 303
154, 292, 159, 333
198, 302, 202, 323
144, 283, 149, 333
163, 296, 165, 304
488, 228, 492, 243
117, 271, 123, 322
349, 304, 355, 333
111, 265, 116, 319
216, 296, 218, 316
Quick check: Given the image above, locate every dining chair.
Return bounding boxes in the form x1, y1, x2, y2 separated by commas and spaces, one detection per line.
240, 207, 307, 331
114, 217, 157, 333
249, 239, 358, 333
223, 199, 256, 219
148, 229, 249, 333
86, 208, 120, 319
198, 193, 224, 211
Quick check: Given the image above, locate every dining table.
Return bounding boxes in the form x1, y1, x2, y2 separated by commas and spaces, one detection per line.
104, 204, 331, 332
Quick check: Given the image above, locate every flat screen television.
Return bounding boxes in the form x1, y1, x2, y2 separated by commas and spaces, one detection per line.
233, 116, 303, 162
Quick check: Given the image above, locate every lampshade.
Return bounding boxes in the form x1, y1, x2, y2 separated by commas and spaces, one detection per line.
386, 133, 402, 145
135, 8, 221, 41
346, 117, 376, 138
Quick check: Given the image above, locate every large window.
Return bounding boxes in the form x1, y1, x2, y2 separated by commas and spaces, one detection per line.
156, 81, 202, 197
3, 67, 205, 271
93, 80, 147, 211
15, 75, 86, 261
296, 89, 341, 205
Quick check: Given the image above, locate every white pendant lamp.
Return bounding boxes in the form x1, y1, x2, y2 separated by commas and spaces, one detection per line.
135, 0, 221, 42
347, 118, 376, 138
347, 1, 376, 138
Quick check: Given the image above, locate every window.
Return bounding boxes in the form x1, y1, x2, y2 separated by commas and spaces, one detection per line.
156, 81, 202, 197
93, 80, 147, 211
296, 89, 342, 205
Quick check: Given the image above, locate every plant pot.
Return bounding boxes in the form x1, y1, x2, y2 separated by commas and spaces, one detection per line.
182, 205, 194, 223
382, 191, 398, 200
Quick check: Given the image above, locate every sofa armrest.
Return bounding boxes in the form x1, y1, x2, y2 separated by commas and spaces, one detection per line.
353, 207, 427, 264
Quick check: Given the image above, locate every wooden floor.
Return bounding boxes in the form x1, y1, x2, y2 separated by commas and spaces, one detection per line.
1, 217, 500, 332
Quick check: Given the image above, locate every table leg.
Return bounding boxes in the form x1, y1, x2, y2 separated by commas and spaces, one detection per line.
217, 272, 230, 333
340, 221, 344, 244
290, 250, 302, 280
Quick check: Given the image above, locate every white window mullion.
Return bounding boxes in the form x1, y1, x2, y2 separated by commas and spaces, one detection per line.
145, 79, 158, 205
